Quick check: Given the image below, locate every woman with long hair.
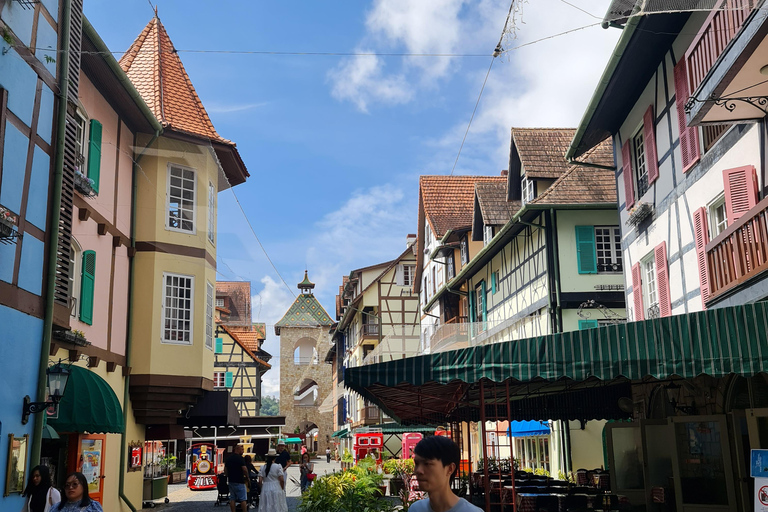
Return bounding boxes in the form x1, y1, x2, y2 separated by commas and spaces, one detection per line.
53, 472, 102, 512
299, 452, 314, 493
258, 448, 287, 512
20, 465, 60, 512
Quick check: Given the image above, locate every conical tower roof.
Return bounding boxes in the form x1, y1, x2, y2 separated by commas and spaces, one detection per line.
275, 272, 333, 335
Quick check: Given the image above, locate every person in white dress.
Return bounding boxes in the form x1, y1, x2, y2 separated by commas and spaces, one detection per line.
258, 447, 287, 512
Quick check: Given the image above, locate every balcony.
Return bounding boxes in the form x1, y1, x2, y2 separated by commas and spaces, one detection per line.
706, 196, 768, 301
359, 406, 380, 425
685, 0, 767, 124
360, 323, 379, 338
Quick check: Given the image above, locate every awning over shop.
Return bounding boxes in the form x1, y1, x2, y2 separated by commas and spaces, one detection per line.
49, 365, 124, 434
365, 423, 438, 434
178, 390, 240, 428
345, 303, 768, 424
285, 437, 303, 443
507, 420, 550, 437
331, 427, 349, 438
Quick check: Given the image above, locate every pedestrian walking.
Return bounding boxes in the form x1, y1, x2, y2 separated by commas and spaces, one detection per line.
299, 453, 314, 493
258, 448, 287, 512
52, 472, 102, 512
301, 444, 307, 456
276, 439, 292, 469
224, 444, 249, 512
326, 447, 331, 463
409, 437, 481, 512
20, 465, 60, 512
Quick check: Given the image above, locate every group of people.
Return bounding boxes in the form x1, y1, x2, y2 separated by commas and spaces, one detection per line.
20, 466, 103, 512
225, 439, 297, 512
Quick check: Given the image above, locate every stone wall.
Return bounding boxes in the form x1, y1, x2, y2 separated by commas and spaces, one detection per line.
279, 325, 334, 453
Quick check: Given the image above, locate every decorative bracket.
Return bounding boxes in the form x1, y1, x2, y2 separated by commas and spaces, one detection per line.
685, 94, 768, 115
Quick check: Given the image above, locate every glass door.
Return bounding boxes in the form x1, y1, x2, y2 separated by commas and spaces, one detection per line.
641, 419, 674, 509
78, 435, 106, 504
670, 415, 736, 512
605, 422, 646, 506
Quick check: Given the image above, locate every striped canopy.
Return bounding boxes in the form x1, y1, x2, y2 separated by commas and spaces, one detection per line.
344, 303, 768, 423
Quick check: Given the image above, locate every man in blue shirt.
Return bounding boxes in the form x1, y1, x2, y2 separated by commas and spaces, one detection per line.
409, 437, 481, 512
275, 439, 292, 470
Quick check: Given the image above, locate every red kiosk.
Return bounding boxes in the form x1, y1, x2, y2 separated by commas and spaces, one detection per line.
188, 443, 219, 490
353, 428, 383, 463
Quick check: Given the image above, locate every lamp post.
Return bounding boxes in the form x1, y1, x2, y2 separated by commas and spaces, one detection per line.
22, 363, 71, 424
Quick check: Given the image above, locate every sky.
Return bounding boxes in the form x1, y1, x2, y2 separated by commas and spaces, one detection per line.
84, 0, 620, 398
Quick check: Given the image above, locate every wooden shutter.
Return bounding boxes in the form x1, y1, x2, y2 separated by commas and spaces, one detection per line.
87, 119, 102, 193
643, 105, 660, 184
632, 263, 644, 321
215, 337, 223, 353
225, 371, 233, 388
468, 287, 475, 337
395, 265, 404, 286
622, 141, 635, 209
80, 250, 96, 325
579, 319, 599, 330
575, 226, 598, 274
673, 59, 701, 172
723, 165, 758, 224
480, 281, 487, 325
655, 242, 672, 317
491, 272, 497, 294
693, 207, 711, 308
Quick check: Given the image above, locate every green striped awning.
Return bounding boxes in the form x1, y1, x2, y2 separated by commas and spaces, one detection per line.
345, 303, 768, 423
331, 427, 350, 438
365, 423, 438, 434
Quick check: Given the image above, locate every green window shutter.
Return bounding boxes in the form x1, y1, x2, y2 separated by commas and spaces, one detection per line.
215, 337, 223, 353
87, 119, 102, 193
79, 250, 96, 325
579, 319, 599, 330
491, 273, 497, 294
575, 226, 598, 274
468, 289, 475, 337
225, 371, 233, 388
480, 281, 487, 323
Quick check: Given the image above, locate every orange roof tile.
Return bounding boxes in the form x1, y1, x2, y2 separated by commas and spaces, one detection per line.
229, 324, 266, 353
420, 175, 505, 237
119, 16, 231, 145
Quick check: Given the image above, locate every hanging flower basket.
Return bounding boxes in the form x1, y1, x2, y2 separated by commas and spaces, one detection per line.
626, 201, 654, 226
52, 329, 90, 346
74, 170, 97, 198
0, 205, 21, 245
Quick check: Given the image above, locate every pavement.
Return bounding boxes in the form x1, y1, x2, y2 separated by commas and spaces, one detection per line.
145, 457, 342, 511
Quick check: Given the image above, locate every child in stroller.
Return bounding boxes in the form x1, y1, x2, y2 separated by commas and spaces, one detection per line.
245, 455, 260, 507
214, 473, 229, 506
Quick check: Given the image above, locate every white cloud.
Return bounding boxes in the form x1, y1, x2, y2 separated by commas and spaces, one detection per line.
206, 102, 268, 114
329, 53, 413, 113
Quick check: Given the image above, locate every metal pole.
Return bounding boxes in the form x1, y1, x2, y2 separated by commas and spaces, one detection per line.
480, 380, 490, 512
506, 381, 517, 512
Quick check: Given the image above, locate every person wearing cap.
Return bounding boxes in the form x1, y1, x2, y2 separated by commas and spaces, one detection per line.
275, 439, 292, 470
258, 447, 287, 512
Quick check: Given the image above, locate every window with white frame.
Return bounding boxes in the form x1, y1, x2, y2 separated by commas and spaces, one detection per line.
708, 195, 728, 240
642, 256, 658, 317
69, 238, 83, 315
474, 282, 485, 332
215, 298, 224, 308
205, 281, 214, 350
633, 129, 649, 198
483, 225, 494, 246
167, 164, 196, 233
74, 109, 88, 169
595, 226, 623, 273
403, 264, 415, 287
460, 237, 469, 266
162, 273, 194, 344
522, 177, 534, 204
208, 181, 215, 244
213, 372, 225, 388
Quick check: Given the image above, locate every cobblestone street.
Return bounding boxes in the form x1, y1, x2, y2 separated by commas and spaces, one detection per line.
145, 458, 342, 512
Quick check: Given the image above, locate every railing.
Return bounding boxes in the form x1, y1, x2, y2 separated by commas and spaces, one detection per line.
361, 323, 379, 337
685, 0, 757, 94
293, 356, 318, 366
360, 329, 420, 365
359, 406, 380, 422
706, 196, 768, 299
423, 317, 514, 353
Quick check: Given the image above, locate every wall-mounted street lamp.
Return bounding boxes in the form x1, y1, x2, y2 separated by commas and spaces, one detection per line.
22, 363, 71, 425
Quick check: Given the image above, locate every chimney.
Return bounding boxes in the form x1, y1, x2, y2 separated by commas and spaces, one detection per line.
406, 234, 417, 247
500, 169, 509, 176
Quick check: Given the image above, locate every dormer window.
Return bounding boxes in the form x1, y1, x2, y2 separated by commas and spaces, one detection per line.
483, 225, 494, 246
522, 177, 534, 204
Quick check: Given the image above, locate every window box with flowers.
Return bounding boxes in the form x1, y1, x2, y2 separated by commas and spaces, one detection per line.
52, 329, 90, 346
74, 169, 97, 198
626, 201, 654, 226
0, 205, 21, 244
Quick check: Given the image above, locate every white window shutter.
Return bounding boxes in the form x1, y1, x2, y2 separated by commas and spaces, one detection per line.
395, 264, 404, 286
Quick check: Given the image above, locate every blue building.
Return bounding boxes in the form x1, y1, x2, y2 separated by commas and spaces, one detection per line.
0, 0, 64, 507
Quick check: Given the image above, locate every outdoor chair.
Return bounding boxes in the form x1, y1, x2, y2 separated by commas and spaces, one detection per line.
575, 469, 589, 486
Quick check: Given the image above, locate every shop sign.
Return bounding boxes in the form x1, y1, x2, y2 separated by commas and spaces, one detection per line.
753, 450, 768, 478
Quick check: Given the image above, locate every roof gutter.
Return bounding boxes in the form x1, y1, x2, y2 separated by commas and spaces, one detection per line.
565, 13, 641, 162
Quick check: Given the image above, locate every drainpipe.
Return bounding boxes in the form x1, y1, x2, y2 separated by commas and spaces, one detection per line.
119, 130, 160, 512
30, 0, 71, 467
549, 209, 563, 333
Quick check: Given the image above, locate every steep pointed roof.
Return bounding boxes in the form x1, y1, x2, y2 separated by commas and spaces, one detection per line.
274, 294, 334, 335
120, 16, 249, 187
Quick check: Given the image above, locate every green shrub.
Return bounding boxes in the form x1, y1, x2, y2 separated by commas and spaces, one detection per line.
298, 464, 395, 512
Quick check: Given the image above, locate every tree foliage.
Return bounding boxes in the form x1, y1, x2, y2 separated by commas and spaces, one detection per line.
261, 395, 279, 416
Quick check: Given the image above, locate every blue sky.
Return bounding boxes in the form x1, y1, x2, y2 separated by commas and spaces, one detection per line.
85, 0, 619, 396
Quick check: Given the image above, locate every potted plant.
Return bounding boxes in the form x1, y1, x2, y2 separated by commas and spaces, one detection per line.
52, 329, 89, 346
0, 205, 18, 240
383, 458, 414, 497
74, 169, 97, 197
341, 448, 353, 470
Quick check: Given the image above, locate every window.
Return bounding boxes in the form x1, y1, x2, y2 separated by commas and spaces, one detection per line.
79, 250, 96, 325
423, 276, 428, 304
74, 110, 88, 169
595, 227, 622, 273
432, 266, 436, 294
708, 196, 727, 240
474, 281, 486, 333
69, 239, 82, 316
205, 281, 214, 350
167, 164, 196, 233
522, 177, 534, 204
208, 181, 215, 244
633, 129, 649, 198
446, 252, 455, 280
162, 273, 194, 344
642, 256, 658, 317
403, 265, 415, 286
214, 372, 226, 388
483, 225, 494, 246
460, 237, 469, 266
492, 270, 500, 294
215, 298, 224, 308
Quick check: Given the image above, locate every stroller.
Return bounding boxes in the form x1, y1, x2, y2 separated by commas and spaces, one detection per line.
214, 473, 229, 506
248, 469, 261, 508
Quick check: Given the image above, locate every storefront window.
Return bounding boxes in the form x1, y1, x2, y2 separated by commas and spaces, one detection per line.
514, 435, 550, 472
674, 421, 728, 505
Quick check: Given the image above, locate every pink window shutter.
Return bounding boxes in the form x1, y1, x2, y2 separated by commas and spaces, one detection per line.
632, 263, 644, 321
655, 242, 672, 317
643, 105, 660, 184
692, 207, 710, 308
673, 59, 700, 172
622, 140, 635, 209
723, 165, 759, 224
